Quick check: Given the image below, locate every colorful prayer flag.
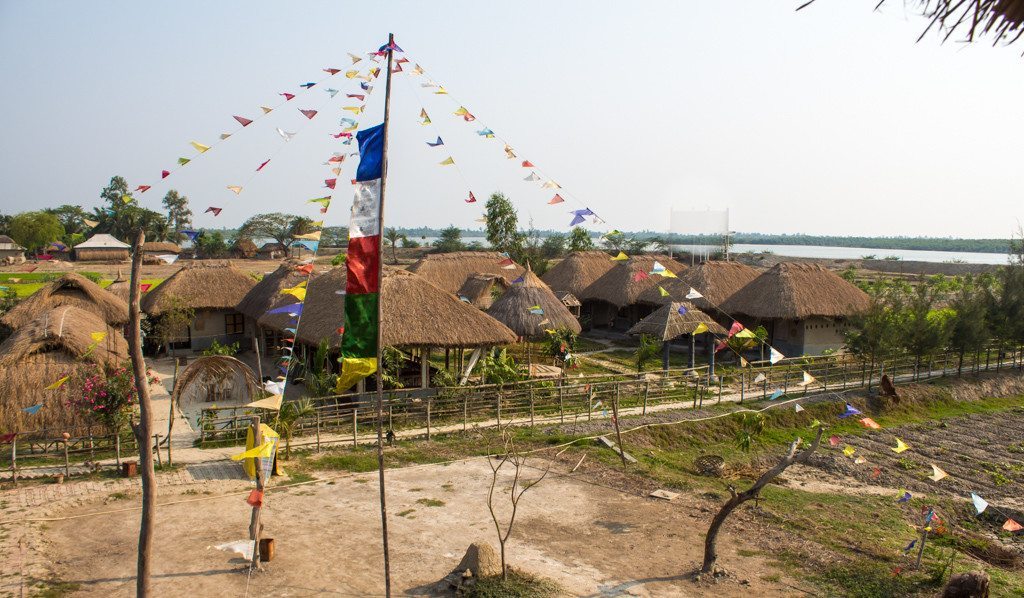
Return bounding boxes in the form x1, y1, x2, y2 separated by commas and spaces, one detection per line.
177, 157, 190, 166
1003, 518, 1022, 532
426, 136, 444, 147
795, 404, 804, 412
466, 192, 477, 203
770, 389, 784, 400
453, 106, 475, 121
897, 491, 912, 503
569, 208, 595, 226
190, 141, 210, 153
891, 438, 910, 453
693, 323, 709, 335
300, 109, 318, 119
769, 347, 785, 364
277, 128, 296, 141
22, 403, 43, 414
234, 115, 253, 127
929, 464, 948, 481
843, 445, 856, 457
504, 144, 516, 159
227, 185, 243, 194
838, 403, 862, 418
658, 286, 669, 297
45, 376, 69, 390
261, 106, 273, 114
439, 157, 455, 166
280, 92, 295, 100
859, 417, 881, 429
971, 493, 988, 514
257, 159, 271, 171
522, 160, 534, 167
548, 194, 565, 205
611, 252, 628, 261
686, 287, 704, 300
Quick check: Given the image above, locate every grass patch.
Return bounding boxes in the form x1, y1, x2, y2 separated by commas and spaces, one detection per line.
285, 470, 316, 485
107, 492, 130, 501
810, 561, 937, 598
467, 570, 562, 598
416, 498, 445, 507
397, 509, 416, 518
30, 578, 81, 598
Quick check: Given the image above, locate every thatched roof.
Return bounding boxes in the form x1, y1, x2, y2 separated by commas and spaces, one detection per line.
720, 262, 870, 320
76, 233, 130, 249
0, 307, 130, 432
1, 272, 129, 330
540, 251, 616, 297
238, 260, 319, 321
171, 355, 263, 407
259, 266, 518, 349
233, 238, 258, 258
141, 262, 256, 316
105, 270, 130, 303
626, 301, 727, 341
486, 265, 581, 338
578, 255, 688, 309
142, 241, 181, 254
407, 251, 525, 294
640, 261, 762, 311
892, 0, 1023, 44
456, 273, 509, 309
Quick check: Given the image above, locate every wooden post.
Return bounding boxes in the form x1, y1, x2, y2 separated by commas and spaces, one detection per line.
315, 411, 321, 453
689, 334, 696, 369
248, 416, 265, 569
353, 406, 358, 447
426, 399, 432, 441
10, 436, 17, 487
495, 391, 501, 427
88, 426, 95, 461
63, 439, 70, 478
166, 358, 179, 467
420, 348, 430, 389
587, 386, 593, 422
463, 395, 468, 431
153, 435, 162, 469
115, 432, 121, 468
642, 380, 649, 415
128, 229, 157, 597
611, 393, 627, 469
529, 388, 535, 426
823, 359, 829, 392
558, 384, 564, 423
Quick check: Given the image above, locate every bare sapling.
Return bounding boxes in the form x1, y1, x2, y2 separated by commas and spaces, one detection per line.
486, 425, 551, 580
701, 426, 824, 574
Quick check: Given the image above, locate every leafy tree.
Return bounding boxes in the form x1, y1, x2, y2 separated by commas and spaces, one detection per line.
540, 234, 566, 259
0, 214, 11, 237
202, 339, 240, 356
479, 348, 522, 386
153, 296, 195, 356
9, 211, 64, 252
601, 231, 631, 254
161, 190, 193, 242
948, 277, 991, 376
380, 346, 406, 390
384, 227, 404, 264
238, 213, 308, 249
194, 230, 229, 258
567, 227, 594, 252
273, 398, 315, 460
541, 328, 578, 371
989, 233, 1024, 348
400, 236, 420, 248
433, 225, 465, 253
634, 334, 661, 372
321, 226, 348, 248
846, 279, 907, 373
900, 282, 953, 375
45, 205, 89, 238
516, 218, 550, 275
90, 177, 169, 242
484, 192, 524, 256
300, 340, 338, 397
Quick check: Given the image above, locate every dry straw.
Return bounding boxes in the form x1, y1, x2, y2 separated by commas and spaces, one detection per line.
407, 251, 525, 294
141, 261, 257, 316
1, 272, 129, 330
487, 264, 581, 339
720, 262, 870, 320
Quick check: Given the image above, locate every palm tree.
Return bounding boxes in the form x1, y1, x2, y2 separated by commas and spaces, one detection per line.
384, 227, 403, 264
274, 398, 315, 460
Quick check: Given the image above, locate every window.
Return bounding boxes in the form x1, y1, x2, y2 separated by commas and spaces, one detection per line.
225, 312, 245, 335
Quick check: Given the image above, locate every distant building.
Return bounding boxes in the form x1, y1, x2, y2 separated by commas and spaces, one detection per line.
74, 234, 130, 262
0, 235, 26, 264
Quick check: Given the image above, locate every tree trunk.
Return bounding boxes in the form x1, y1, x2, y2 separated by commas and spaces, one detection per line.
500, 540, 507, 580
128, 229, 157, 597
958, 349, 964, 378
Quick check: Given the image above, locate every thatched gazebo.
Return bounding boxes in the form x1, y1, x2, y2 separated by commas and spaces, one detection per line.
73, 234, 130, 262
541, 251, 616, 298
171, 355, 263, 416
487, 265, 581, 339
627, 301, 727, 370
142, 262, 257, 352
720, 262, 870, 356
237, 260, 320, 358
0, 306, 129, 432
640, 261, 761, 315
259, 266, 518, 388
407, 251, 525, 294
456, 273, 509, 309
1, 272, 129, 331
578, 255, 688, 330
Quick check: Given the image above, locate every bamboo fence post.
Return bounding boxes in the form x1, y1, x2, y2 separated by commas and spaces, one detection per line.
558, 384, 564, 423
823, 359, 829, 392
153, 435, 162, 469
315, 411, 321, 453
248, 416, 264, 570
611, 393, 626, 469
529, 388, 535, 426
115, 432, 121, 467
426, 398, 432, 441
63, 439, 70, 478
353, 406, 358, 447
495, 391, 500, 428
462, 394, 468, 431
88, 426, 95, 461
166, 358, 179, 466
587, 386, 593, 422
10, 437, 17, 487
642, 380, 649, 415
739, 370, 745, 404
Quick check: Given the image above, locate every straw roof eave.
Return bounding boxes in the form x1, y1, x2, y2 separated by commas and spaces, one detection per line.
141, 262, 257, 316
626, 301, 727, 341
578, 255, 688, 309
237, 260, 320, 321
407, 251, 525, 294
720, 262, 870, 321
1, 272, 129, 329
486, 266, 581, 339
540, 251, 617, 297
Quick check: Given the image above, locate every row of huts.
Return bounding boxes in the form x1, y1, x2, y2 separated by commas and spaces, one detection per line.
6, 233, 311, 263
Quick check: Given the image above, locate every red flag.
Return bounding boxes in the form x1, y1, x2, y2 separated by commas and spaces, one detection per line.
521, 160, 534, 167
300, 109, 318, 119
296, 264, 314, 275
548, 194, 565, 205
465, 192, 477, 203
161, 170, 170, 179
350, 178, 357, 185
140, 283, 152, 293
246, 489, 264, 507
1004, 518, 1023, 532
324, 178, 337, 189
0, 433, 16, 444
136, 185, 151, 193
728, 321, 744, 337
395, 57, 409, 64
233, 115, 253, 126
828, 435, 840, 446
328, 155, 345, 163
859, 417, 881, 430
714, 339, 728, 352
498, 258, 514, 266
336, 326, 345, 334
205, 207, 222, 216
332, 131, 353, 139
280, 92, 295, 101
257, 159, 270, 171
37, 254, 52, 260
347, 94, 365, 101
323, 68, 341, 75
871, 467, 881, 479
391, 63, 403, 73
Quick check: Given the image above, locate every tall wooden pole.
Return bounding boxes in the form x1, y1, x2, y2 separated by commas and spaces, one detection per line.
248, 416, 265, 569
373, 32, 396, 597
128, 229, 156, 597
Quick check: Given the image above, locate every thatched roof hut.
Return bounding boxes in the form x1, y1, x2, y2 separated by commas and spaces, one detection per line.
720, 262, 870, 320
407, 251, 525, 294
142, 262, 257, 316
0, 306, 129, 432
237, 260, 319, 321
141, 241, 181, 255
172, 355, 263, 409
456, 273, 509, 309
1, 272, 129, 330
104, 270, 130, 303
259, 266, 517, 349
486, 265, 581, 339
627, 301, 727, 341
579, 255, 688, 308
540, 251, 616, 297
233, 238, 258, 259
639, 261, 761, 311
74, 234, 130, 262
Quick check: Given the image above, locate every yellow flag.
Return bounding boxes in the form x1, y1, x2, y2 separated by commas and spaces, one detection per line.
692, 323, 709, 335
295, 231, 321, 241
231, 441, 274, 461
309, 220, 324, 227
343, 106, 364, 114
343, 125, 358, 132
843, 445, 856, 457
434, 86, 448, 95
220, 133, 232, 140
734, 329, 756, 339
90, 332, 106, 343
190, 141, 211, 153
439, 157, 455, 166
245, 394, 283, 411
658, 286, 669, 297
282, 281, 307, 301
121, 194, 133, 203
891, 438, 910, 453
345, 70, 359, 78
83, 219, 99, 228
411, 64, 424, 75
660, 269, 678, 279
419, 108, 431, 125
227, 185, 243, 194
929, 464, 947, 481
260, 106, 273, 114
453, 106, 470, 117
611, 252, 628, 261
45, 376, 70, 390
336, 357, 377, 393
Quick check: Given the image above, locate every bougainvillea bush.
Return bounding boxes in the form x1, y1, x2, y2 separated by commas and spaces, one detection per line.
67, 362, 159, 432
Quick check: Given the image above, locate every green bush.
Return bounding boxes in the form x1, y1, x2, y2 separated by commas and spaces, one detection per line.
203, 339, 239, 356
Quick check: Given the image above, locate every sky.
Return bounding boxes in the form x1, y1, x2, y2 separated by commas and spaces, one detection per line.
0, 1, 1022, 239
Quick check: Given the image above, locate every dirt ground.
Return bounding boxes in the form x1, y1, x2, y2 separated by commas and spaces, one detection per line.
32, 459, 804, 597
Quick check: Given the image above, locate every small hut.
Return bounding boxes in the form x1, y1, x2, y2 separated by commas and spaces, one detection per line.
1, 272, 129, 331
141, 241, 181, 264
171, 356, 263, 417
578, 255, 688, 330
237, 260, 320, 357
141, 262, 257, 352
104, 270, 131, 303
73, 234, 130, 262
233, 238, 258, 259
627, 301, 727, 369
407, 251, 525, 295
541, 251, 616, 298
456, 273, 510, 309
259, 266, 518, 387
0, 235, 26, 264
720, 262, 870, 356
486, 265, 581, 339
0, 306, 129, 432
257, 242, 287, 260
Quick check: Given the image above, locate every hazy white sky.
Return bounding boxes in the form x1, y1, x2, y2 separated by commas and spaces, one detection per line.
0, 1, 1021, 238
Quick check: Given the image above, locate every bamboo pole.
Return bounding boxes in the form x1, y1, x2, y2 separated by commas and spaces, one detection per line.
248, 416, 265, 569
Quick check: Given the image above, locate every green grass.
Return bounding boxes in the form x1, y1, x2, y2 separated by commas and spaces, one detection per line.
467, 570, 562, 598
30, 578, 81, 598
416, 498, 445, 507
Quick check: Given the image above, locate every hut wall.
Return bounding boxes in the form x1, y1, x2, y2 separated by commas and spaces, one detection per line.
188, 308, 254, 352
0, 249, 25, 263
582, 300, 618, 330
770, 317, 849, 356
74, 248, 129, 262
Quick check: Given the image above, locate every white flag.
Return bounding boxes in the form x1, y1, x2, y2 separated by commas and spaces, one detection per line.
156, 254, 178, 264
753, 373, 766, 384
212, 540, 255, 561
685, 287, 703, 300
770, 348, 785, 365
929, 464, 948, 482
276, 127, 297, 141
798, 371, 815, 386
794, 404, 804, 412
